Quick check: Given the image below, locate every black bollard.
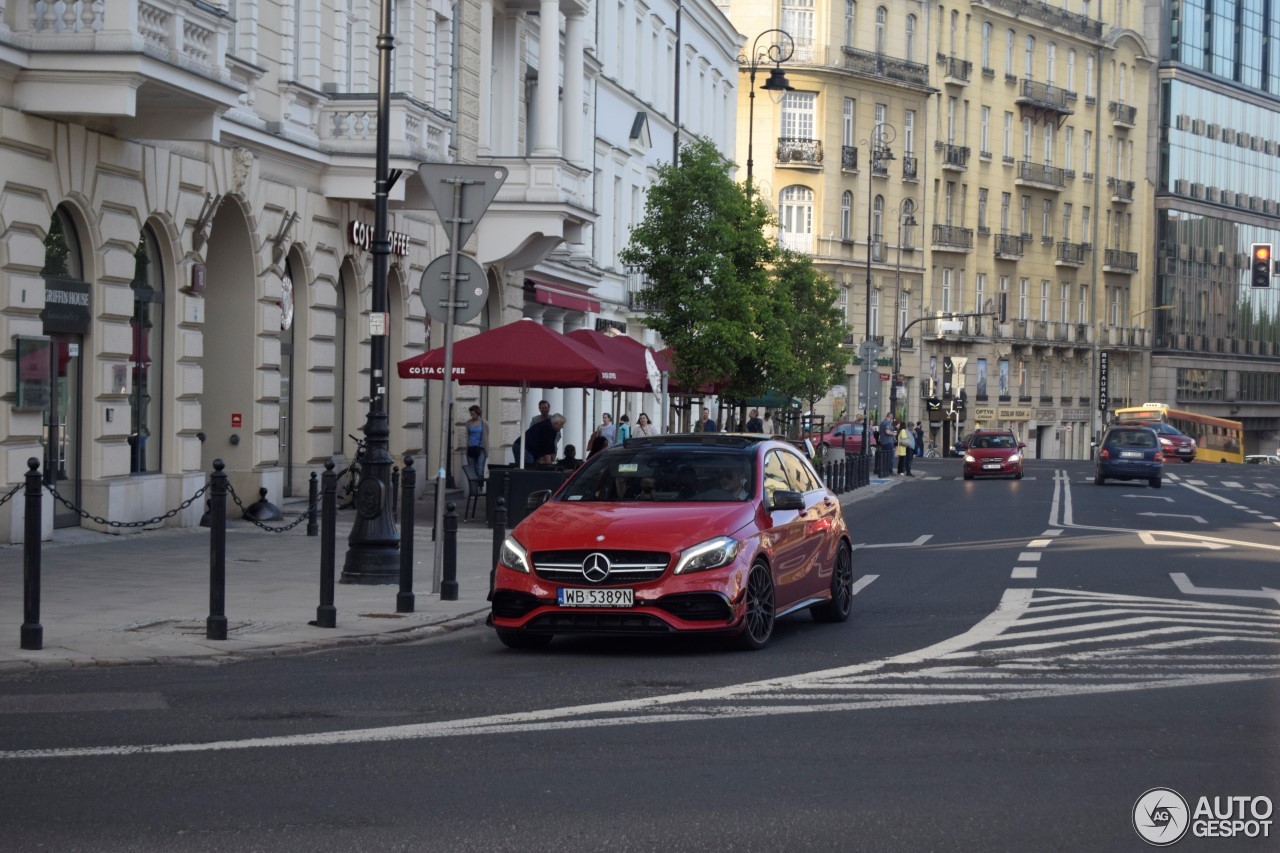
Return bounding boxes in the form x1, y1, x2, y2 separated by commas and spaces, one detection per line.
397, 457, 416, 613
441, 500, 459, 601
391, 465, 400, 516
21, 458, 43, 651
316, 460, 337, 628
306, 472, 319, 536
206, 459, 228, 641
489, 496, 507, 602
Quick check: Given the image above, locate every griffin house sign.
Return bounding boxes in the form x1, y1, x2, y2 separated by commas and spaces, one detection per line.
41, 278, 92, 334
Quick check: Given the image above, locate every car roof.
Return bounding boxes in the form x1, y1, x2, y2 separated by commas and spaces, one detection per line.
970, 427, 1016, 435
624, 433, 773, 451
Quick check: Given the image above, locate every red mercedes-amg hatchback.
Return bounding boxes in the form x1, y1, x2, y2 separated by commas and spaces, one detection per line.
489, 434, 854, 650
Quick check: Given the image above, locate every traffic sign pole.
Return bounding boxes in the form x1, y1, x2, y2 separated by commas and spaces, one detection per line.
433, 180, 466, 595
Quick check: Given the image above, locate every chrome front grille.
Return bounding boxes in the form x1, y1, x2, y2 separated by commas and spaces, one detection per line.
532, 549, 670, 585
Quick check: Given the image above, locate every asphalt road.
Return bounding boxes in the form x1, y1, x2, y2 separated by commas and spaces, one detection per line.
1, 459, 1277, 852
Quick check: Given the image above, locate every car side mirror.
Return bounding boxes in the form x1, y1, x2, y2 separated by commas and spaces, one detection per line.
1018, 442, 1026, 449
769, 489, 805, 512
526, 489, 552, 509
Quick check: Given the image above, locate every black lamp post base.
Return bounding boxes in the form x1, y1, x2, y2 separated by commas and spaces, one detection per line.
340, 545, 400, 584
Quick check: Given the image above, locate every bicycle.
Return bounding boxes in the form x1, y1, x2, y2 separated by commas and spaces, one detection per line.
923, 440, 942, 459
338, 433, 367, 509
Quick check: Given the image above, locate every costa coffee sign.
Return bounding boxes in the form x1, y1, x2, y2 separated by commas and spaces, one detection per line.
348, 221, 410, 256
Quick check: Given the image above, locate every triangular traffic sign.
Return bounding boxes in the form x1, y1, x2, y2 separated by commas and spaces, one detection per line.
416, 164, 508, 249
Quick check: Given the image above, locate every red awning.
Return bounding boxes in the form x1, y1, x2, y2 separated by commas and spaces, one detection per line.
397, 318, 607, 387
564, 329, 654, 391
528, 279, 600, 313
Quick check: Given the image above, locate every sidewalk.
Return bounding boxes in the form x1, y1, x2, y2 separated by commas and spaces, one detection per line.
0, 476, 903, 672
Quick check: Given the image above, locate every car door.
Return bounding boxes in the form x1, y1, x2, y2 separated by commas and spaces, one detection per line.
780, 449, 839, 598
759, 449, 810, 607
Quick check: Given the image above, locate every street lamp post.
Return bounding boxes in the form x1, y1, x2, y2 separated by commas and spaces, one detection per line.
862, 123, 895, 457
341, 0, 399, 583
1125, 304, 1173, 408
889, 201, 917, 422
740, 30, 795, 193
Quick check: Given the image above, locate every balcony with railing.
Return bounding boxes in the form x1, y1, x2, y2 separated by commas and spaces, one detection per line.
1103, 248, 1139, 273
1055, 241, 1089, 266
4, 0, 240, 139
1016, 79, 1075, 116
940, 55, 972, 85
932, 223, 974, 252
1109, 101, 1137, 128
1108, 177, 1135, 203
840, 47, 931, 87
993, 233, 1026, 260
320, 93, 451, 163
902, 155, 918, 180
1015, 160, 1066, 191
939, 143, 970, 171
981, 0, 1104, 39
841, 145, 859, 171
777, 137, 824, 167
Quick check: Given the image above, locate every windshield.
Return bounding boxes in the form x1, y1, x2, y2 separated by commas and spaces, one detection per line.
558, 446, 756, 503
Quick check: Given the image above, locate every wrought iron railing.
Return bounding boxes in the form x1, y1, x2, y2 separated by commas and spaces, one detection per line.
932, 224, 974, 250
777, 137, 824, 166
1016, 161, 1066, 188
841, 46, 930, 86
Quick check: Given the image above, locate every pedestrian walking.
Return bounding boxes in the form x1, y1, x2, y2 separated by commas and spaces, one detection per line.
591, 412, 617, 447
914, 421, 925, 458
879, 413, 896, 474
463, 405, 488, 481
700, 407, 718, 432
745, 408, 763, 433
633, 412, 659, 436
616, 413, 632, 442
897, 420, 915, 476
761, 410, 775, 434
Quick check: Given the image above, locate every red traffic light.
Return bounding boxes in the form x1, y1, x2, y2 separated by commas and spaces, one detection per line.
1250, 243, 1274, 288
1254, 245, 1271, 262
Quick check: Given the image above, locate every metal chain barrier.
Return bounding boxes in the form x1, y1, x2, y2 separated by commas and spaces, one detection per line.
0, 479, 22, 508
225, 482, 320, 533
43, 481, 209, 529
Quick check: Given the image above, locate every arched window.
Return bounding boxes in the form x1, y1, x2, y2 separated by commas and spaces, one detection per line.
129, 227, 164, 473
876, 7, 887, 54
906, 15, 917, 63
841, 191, 853, 240
43, 208, 83, 280
900, 199, 917, 248
1047, 42, 1056, 84
1025, 35, 1035, 78
981, 22, 992, 69
845, 0, 856, 48
778, 185, 814, 252
1005, 30, 1016, 75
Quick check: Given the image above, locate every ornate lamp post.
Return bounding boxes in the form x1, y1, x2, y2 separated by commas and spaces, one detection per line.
889, 200, 917, 422
740, 30, 795, 193
341, 0, 399, 583
861, 122, 895, 456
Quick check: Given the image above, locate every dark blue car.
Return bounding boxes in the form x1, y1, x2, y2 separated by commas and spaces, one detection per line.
1095, 425, 1164, 488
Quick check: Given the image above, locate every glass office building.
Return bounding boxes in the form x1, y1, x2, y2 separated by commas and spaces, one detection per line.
1151, 0, 1280, 450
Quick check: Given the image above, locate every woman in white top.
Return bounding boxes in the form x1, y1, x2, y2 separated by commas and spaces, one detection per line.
633, 412, 659, 436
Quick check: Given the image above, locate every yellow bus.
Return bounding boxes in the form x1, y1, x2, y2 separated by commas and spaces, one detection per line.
1113, 403, 1245, 464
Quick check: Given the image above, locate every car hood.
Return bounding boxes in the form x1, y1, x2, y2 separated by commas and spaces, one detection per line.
513, 501, 757, 553
967, 447, 1020, 459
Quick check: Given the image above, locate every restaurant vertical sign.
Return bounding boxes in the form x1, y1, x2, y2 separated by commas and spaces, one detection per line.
1098, 351, 1109, 412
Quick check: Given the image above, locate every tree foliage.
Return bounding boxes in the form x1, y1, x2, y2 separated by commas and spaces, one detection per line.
621, 137, 849, 405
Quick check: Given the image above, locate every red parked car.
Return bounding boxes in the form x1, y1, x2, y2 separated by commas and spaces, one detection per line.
962, 428, 1026, 480
815, 420, 870, 453
489, 434, 854, 651
1151, 422, 1197, 462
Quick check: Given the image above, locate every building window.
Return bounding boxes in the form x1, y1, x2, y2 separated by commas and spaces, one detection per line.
976, 273, 987, 316
942, 268, 953, 314
1005, 29, 1015, 76
1003, 111, 1013, 159
872, 194, 884, 260
903, 110, 915, 153
1019, 278, 1029, 319
843, 98, 855, 147
1000, 192, 1011, 232
778, 185, 814, 252
1078, 284, 1088, 324
1062, 203, 1073, 239
781, 91, 816, 140
1064, 126, 1074, 171
1039, 280, 1050, 322
845, 0, 856, 48
980, 106, 991, 154
1020, 195, 1030, 235
1024, 35, 1035, 78
1060, 282, 1070, 323
876, 6, 887, 54
782, 0, 816, 58
130, 227, 164, 474
1042, 199, 1053, 238
978, 188, 989, 230
981, 22, 992, 69
1085, 54, 1094, 95
841, 190, 853, 240
906, 15, 917, 63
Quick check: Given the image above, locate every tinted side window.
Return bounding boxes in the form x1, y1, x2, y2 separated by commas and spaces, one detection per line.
780, 450, 819, 492
763, 451, 790, 503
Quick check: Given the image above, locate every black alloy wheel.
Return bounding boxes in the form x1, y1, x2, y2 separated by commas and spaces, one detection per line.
736, 562, 776, 650
811, 541, 854, 623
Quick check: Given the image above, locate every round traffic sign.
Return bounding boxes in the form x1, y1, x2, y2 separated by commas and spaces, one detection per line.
419, 253, 488, 324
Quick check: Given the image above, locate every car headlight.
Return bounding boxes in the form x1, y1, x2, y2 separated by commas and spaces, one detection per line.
498, 535, 531, 573
963, 453, 976, 463
674, 536, 741, 575
1008, 453, 1021, 463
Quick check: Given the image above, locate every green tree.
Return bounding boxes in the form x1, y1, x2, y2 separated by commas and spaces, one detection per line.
620, 137, 777, 393
768, 249, 848, 405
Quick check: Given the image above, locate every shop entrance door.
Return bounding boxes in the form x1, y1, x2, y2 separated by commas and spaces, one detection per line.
41, 334, 83, 527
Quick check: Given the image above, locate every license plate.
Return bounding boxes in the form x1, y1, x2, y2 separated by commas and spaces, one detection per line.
1120, 451, 1144, 459
557, 588, 634, 607
983, 463, 1003, 470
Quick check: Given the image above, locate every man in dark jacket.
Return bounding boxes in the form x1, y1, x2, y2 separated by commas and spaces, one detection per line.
515, 414, 566, 464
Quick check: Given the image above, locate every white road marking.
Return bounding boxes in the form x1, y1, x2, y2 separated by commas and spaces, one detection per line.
1186, 479, 1207, 485
1139, 530, 1280, 552
1027, 539, 1054, 548
1040, 529, 1063, 537
1222, 481, 1243, 488
852, 535, 933, 550
1137, 512, 1207, 523
1017, 552, 1041, 562
1170, 573, 1280, 606
1011, 567, 1038, 579
1123, 495, 1175, 502
4, 588, 1278, 762
849, 574, 879, 596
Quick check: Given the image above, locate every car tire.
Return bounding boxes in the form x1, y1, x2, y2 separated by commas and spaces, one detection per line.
1095, 472, 1105, 485
495, 628, 553, 650
1150, 477, 1162, 489
1182, 459, 1193, 463
811, 541, 854, 624
963, 471, 974, 480
735, 562, 776, 650
1014, 470, 1023, 480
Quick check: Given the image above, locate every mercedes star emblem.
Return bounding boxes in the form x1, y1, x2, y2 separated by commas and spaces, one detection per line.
581, 552, 611, 583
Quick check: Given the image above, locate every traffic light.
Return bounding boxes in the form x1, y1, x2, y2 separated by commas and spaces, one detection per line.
1250, 243, 1273, 288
